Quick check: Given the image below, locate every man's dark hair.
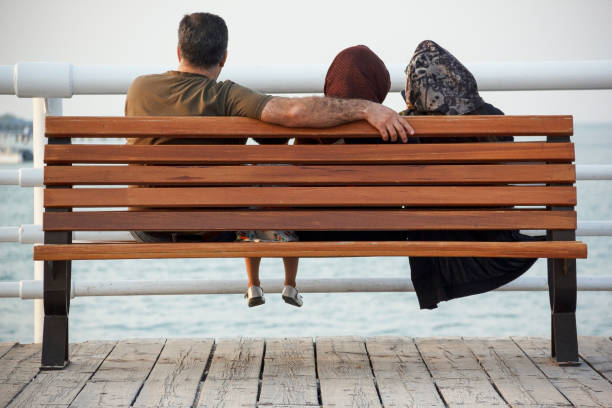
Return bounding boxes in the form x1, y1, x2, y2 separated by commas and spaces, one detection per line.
178, 12, 228, 68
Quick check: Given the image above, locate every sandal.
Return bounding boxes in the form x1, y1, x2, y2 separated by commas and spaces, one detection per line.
244, 286, 265, 307
281, 285, 303, 307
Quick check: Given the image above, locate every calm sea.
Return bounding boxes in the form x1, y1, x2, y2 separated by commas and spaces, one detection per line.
1, 123, 611, 343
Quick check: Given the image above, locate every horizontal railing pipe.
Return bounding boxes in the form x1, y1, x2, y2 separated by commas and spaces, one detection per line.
0, 225, 133, 243
1, 276, 611, 299
0, 168, 43, 186
576, 221, 612, 236
576, 165, 612, 180
2, 61, 612, 97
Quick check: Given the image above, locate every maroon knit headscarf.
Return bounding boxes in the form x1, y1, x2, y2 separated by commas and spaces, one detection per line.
324, 45, 390, 103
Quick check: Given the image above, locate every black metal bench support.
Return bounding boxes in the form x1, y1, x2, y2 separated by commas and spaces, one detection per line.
41, 241, 71, 369
548, 229, 579, 366
545, 134, 579, 366
41, 136, 72, 370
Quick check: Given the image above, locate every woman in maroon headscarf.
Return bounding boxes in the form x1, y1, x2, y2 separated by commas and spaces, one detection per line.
303, 42, 540, 310
296, 45, 406, 242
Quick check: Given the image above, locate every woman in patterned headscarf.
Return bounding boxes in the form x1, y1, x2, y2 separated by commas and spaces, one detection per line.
308, 42, 540, 310
401, 40, 542, 309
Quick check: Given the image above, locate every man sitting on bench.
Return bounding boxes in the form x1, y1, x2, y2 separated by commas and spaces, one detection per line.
124, 12, 414, 307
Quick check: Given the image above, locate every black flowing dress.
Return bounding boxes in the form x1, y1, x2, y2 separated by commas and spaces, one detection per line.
403, 102, 542, 309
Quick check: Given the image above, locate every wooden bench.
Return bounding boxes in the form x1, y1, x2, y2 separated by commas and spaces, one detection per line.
35, 115, 587, 369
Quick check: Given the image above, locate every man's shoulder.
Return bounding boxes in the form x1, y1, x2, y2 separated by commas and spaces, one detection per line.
129, 71, 174, 89
130, 71, 237, 92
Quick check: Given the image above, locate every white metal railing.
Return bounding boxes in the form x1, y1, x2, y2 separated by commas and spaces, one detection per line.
1, 61, 612, 344
2, 165, 612, 243
4, 165, 612, 188
1, 276, 611, 299
2, 61, 612, 96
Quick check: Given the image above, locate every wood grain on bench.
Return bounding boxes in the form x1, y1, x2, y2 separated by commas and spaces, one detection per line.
44, 164, 576, 185
34, 241, 587, 261
44, 186, 577, 207
44, 143, 575, 164
45, 115, 573, 138
42, 210, 576, 231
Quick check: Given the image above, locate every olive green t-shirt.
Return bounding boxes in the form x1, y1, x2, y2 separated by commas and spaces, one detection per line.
125, 70, 273, 145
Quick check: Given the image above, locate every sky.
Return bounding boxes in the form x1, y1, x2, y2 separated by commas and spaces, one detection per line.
0, 0, 611, 123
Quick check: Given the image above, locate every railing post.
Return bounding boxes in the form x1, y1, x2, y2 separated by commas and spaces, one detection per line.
32, 97, 62, 344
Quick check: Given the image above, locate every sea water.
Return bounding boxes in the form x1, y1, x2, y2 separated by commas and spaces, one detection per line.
1, 123, 611, 343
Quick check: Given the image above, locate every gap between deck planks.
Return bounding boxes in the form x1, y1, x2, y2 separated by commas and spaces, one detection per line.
1, 336, 611, 407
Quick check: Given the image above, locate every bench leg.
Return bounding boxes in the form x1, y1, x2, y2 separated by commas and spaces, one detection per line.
547, 257, 579, 366
41, 259, 71, 369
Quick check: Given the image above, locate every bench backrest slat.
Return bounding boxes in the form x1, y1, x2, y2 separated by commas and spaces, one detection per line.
45, 115, 573, 138
44, 143, 575, 164
44, 186, 577, 208
44, 164, 576, 185
43, 210, 576, 232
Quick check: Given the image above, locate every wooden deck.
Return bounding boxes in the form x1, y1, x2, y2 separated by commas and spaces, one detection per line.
1, 336, 611, 407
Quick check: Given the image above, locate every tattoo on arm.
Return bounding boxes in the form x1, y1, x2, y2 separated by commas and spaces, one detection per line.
261, 96, 370, 128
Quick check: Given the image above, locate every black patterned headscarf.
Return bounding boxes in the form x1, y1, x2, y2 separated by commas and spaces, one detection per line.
405, 40, 484, 115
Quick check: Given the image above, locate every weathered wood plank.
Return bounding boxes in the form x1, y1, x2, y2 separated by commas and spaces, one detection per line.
435, 378, 507, 407
549, 378, 612, 408
375, 379, 443, 408
69, 339, 164, 407
259, 338, 317, 406
258, 376, 319, 406
206, 338, 264, 380
0, 343, 41, 385
579, 336, 612, 382
45, 115, 574, 138
196, 338, 264, 407
316, 337, 372, 379
42, 210, 577, 232
34, 241, 589, 261
417, 338, 494, 380
43, 164, 576, 186
0, 343, 41, 407
366, 337, 444, 407
513, 337, 603, 380
316, 337, 380, 408
132, 338, 214, 408
0, 342, 17, 359
366, 336, 433, 380
7, 341, 115, 408
263, 337, 316, 378
1, 337, 609, 407
196, 378, 259, 407
513, 337, 612, 407
415, 338, 506, 406
44, 185, 577, 208
465, 338, 570, 407
44, 142, 575, 165
319, 378, 381, 408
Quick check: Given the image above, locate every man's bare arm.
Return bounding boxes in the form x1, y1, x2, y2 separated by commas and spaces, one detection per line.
260, 96, 414, 143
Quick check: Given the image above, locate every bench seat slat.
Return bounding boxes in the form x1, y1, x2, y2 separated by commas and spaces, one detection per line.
42, 210, 577, 231
33, 241, 587, 260
44, 143, 575, 164
45, 116, 573, 138
44, 164, 576, 185
44, 186, 577, 208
